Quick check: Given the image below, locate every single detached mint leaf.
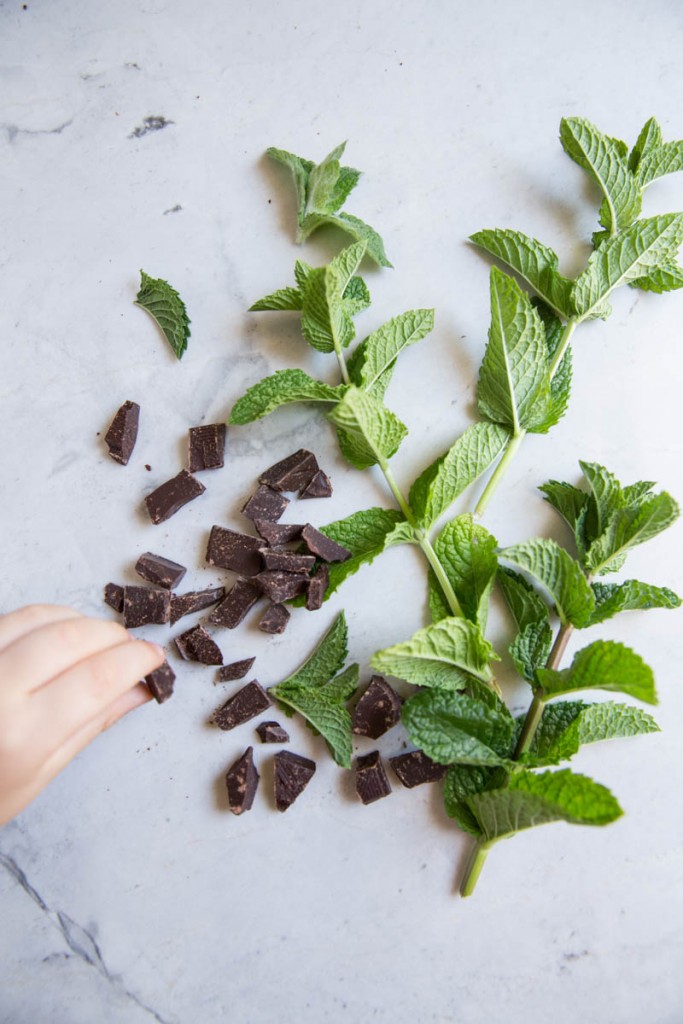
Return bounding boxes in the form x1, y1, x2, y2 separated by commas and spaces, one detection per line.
629, 117, 663, 173
135, 271, 191, 360
509, 620, 553, 684
327, 386, 408, 470
497, 567, 551, 632
443, 765, 508, 836
500, 539, 595, 627
559, 116, 641, 233
636, 140, 683, 188
586, 491, 680, 576
249, 286, 302, 312
433, 515, 498, 630
589, 579, 681, 625
229, 370, 344, 424
522, 700, 660, 767
272, 679, 356, 768
350, 309, 435, 396
536, 639, 657, 705
275, 612, 348, 690
371, 616, 496, 691
313, 508, 406, 598
402, 690, 515, 767
470, 228, 575, 319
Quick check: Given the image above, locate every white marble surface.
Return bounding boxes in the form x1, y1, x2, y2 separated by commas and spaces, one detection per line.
2, 1, 683, 1021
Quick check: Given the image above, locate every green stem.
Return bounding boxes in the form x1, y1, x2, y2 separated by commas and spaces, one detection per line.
460, 839, 493, 897
514, 621, 574, 759
334, 345, 351, 385
474, 430, 525, 517
548, 319, 578, 377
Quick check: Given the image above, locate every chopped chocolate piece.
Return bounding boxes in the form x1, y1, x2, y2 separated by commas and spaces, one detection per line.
209, 579, 261, 628
299, 469, 333, 499
355, 751, 392, 804
216, 657, 256, 683
188, 423, 226, 472
301, 524, 351, 563
135, 551, 187, 589
256, 570, 310, 603
214, 681, 270, 730
145, 464, 152, 471
145, 469, 206, 524
169, 587, 225, 625
390, 750, 447, 788
241, 485, 289, 523
256, 721, 289, 744
225, 747, 259, 815
145, 661, 176, 704
175, 624, 223, 665
260, 549, 316, 573
104, 582, 124, 613
205, 526, 263, 576
305, 564, 329, 612
352, 675, 403, 739
259, 603, 290, 634
123, 585, 171, 628
274, 750, 316, 811
259, 449, 319, 492
104, 400, 140, 465
253, 520, 304, 546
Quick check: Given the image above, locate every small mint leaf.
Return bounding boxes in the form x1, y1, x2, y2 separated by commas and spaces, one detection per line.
589, 579, 681, 625
536, 639, 657, 704
327, 386, 408, 470
500, 539, 595, 627
249, 286, 302, 312
371, 616, 496, 691
402, 690, 516, 767
314, 508, 406, 598
135, 271, 190, 360
469, 228, 575, 318
497, 567, 551, 632
433, 515, 498, 630
443, 765, 508, 835
629, 118, 663, 173
636, 140, 683, 187
228, 370, 344, 424
509, 620, 553, 683
559, 117, 641, 232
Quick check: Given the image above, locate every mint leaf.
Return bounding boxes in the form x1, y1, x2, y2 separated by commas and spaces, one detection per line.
509, 620, 553, 683
275, 612, 348, 690
249, 286, 302, 312
371, 616, 496, 691
329, 240, 368, 293
272, 674, 357, 768
585, 491, 680, 575
327, 386, 408, 470
539, 480, 590, 541
522, 700, 659, 767
532, 302, 573, 432
301, 265, 354, 353
536, 639, 657, 704
325, 211, 392, 268
580, 460, 624, 540
559, 116, 641, 233
477, 268, 552, 433
500, 539, 595, 627
229, 370, 344, 425
314, 508, 406, 597
469, 228, 575, 318
636, 141, 683, 187
443, 765, 508, 836
629, 117, 663, 173
350, 310, 435, 397
402, 690, 515, 767
589, 579, 681, 625
266, 146, 314, 221
135, 271, 191, 360
433, 515, 498, 630
630, 262, 683, 294
497, 567, 551, 632
305, 142, 354, 216
427, 569, 451, 623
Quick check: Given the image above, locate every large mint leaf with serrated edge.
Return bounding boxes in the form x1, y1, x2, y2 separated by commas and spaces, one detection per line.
530, 302, 573, 433
588, 579, 681, 625
314, 508, 406, 598
229, 370, 344, 424
497, 568, 550, 632
586, 491, 679, 575
519, 700, 659, 767
536, 639, 657, 705
135, 271, 190, 360
467, 769, 623, 841
249, 286, 302, 312
636, 141, 683, 187
560, 117, 641, 233
371, 616, 496, 691
443, 765, 508, 836
402, 691, 515, 767
629, 118, 663, 173
509, 621, 553, 683
433, 515, 498, 630
470, 228, 575, 318
275, 613, 348, 690
327, 386, 407, 470
349, 309, 435, 396
500, 539, 595, 627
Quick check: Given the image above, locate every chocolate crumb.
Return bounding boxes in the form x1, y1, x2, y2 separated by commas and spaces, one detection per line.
216, 657, 256, 683
175, 624, 223, 665
104, 400, 140, 465
145, 661, 175, 704
274, 750, 316, 810
256, 721, 289, 744
351, 676, 402, 738
225, 747, 259, 814
390, 750, 447, 788
214, 681, 270, 730
145, 464, 152, 471
355, 751, 392, 804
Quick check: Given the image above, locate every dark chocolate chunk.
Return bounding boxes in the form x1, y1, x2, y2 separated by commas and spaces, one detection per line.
299, 469, 333, 499
390, 750, 447, 789
260, 549, 316, 573
145, 469, 206, 524
259, 449, 319, 492
175, 624, 223, 665
256, 721, 289, 744
253, 520, 304, 546
188, 423, 226, 472
145, 661, 176, 704
351, 675, 403, 739
214, 681, 271, 730
259, 603, 290, 634
216, 657, 256, 683
169, 587, 225, 625
135, 551, 187, 589
241, 485, 289, 523
205, 526, 263, 576
355, 751, 392, 804
225, 747, 259, 815
104, 582, 124, 613
305, 564, 329, 612
301, 524, 351, 563
274, 750, 316, 811
208, 579, 262, 628
256, 571, 310, 603
123, 585, 171, 628
104, 400, 140, 465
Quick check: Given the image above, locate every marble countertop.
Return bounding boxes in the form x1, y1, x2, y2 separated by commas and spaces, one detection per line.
2, 2, 683, 1022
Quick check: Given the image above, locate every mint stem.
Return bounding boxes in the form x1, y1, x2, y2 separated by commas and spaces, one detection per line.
514, 621, 573, 758
460, 839, 493, 897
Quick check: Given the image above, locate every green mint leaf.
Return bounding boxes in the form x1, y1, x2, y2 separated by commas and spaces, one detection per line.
629, 117, 663, 172
443, 765, 508, 836
135, 271, 191, 360
589, 579, 681, 625
305, 142, 350, 216
497, 567, 551, 632
531, 302, 573, 432
477, 268, 552, 433
249, 286, 302, 312
402, 690, 516, 767
326, 211, 392, 268
585, 491, 680, 576
301, 265, 353, 353
329, 240, 368, 293
499, 539, 595, 627
266, 146, 314, 223
509, 620, 553, 683
433, 515, 498, 630
313, 508, 406, 598
469, 228, 575, 318
559, 116, 641, 233
327, 386, 408, 470
409, 422, 510, 528
521, 700, 660, 767
275, 612, 348, 690
536, 639, 657, 704
467, 769, 623, 841
427, 569, 452, 623
630, 262, 683, 294
540, 479, 590, 531
341, 274, 372, 316
371, 616, 496, 691
349, 309, 435, 397
272, 681, 356, 768
636, 140, 683, 187
228, 370, 344, 424
294, 259, 313, 289
579, 460, 624, 542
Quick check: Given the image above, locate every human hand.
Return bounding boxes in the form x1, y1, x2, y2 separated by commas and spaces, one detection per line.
0, 604, 166, 826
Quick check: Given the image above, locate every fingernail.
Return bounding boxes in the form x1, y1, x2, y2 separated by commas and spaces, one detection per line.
149, 642, 166, 660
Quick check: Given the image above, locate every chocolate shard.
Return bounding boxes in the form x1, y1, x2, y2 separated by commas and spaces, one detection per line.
104, 582, 124, 613
305, 563, 329, 612
301, 524, 351, 563
355, 751, 392, 805
299, 469, 333, 499
256, 571, 310, 603
259, 449, 319, 492
260, 549, 316, 573
169, 587, 225, 625
214, 681, 271, 730
135, 552, 187, 590
145, 661, 176, 704
123, 585, 171, 628
205, 526, 263, 576
390, 750, 447, 789
253, 520, 304, 546
209, 579, 262, 628
255, 721, 289, 744
225, 747, 259, 815
175, 624, 223, 665
274, 750, 316, 811
351, 675, 403, 739
188, 423, 226, 472
216, 657, 256, 683
259, 603, 290, 635
104, 400, 140, 465
145, 469, 206, 525
241, 485, 289, 523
